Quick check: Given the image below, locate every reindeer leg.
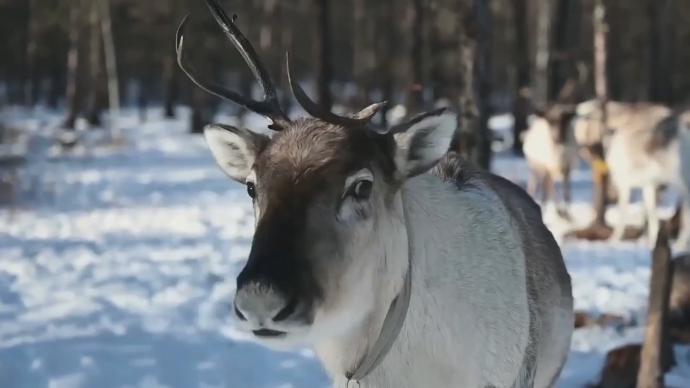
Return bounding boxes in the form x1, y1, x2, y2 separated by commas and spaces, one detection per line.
612, 185, 631, 240
558, 170, 573, 221
642, 185, 659, 243
542, 173, 553, 205
527, 168, 538, 199
564, 170, 572, 206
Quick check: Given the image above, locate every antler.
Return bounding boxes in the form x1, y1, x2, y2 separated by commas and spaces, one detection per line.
286, 53, 446, 133
175, 0, 290, 130
389, 108, 448, 134
286, 54, 383, 128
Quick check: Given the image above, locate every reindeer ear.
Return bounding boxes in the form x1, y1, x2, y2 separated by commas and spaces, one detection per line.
204, 124, 270, 182
393, 113, 456, 178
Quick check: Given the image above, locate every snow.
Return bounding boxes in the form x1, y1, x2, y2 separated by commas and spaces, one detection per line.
1, 106, 689, 387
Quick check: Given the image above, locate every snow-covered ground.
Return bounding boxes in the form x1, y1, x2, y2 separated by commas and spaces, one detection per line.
1, 106, 689, 387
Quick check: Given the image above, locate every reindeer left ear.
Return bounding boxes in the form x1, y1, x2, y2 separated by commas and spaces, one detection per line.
393, 113, 457, 178
204, 124, 270, 182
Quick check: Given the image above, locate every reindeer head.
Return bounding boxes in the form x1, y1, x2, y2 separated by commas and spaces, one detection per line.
532, 104, 576, 145
179, 0, 455, 347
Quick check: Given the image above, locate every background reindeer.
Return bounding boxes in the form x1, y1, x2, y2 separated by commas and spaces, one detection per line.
522, 75, 585, 219
572, 100, 690, 245
523, 104, 578, 218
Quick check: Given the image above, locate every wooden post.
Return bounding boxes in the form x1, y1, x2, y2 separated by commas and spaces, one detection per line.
637, 224, 674, 388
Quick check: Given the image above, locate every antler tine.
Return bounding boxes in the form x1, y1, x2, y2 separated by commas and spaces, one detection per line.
205, 0, 287, 123
286, 53, 379, 128
389, 108, 448, 134
175, 3, 290, 129
175, 17, 265, 115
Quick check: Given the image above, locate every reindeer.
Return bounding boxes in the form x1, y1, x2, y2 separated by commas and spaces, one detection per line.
522, 75, 584, 219
572, 100, 690, 245
178, 2, 574, 387
522, 105, 578, 218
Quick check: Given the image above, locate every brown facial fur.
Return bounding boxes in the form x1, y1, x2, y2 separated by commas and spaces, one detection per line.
253, 119, 396, 213
236, 118, 396, 322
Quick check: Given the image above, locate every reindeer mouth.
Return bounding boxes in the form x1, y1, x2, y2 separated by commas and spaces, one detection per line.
252, 328, 287, 338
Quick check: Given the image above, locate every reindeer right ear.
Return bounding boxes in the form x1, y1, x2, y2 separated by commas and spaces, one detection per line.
204, 124, 270, 182
393, 113, 456, 178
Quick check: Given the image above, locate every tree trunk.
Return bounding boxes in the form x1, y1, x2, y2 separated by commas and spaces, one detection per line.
454, 1, 477, 160
278, 1, 293, 111
235, 0, 256, 125
163, 49, 179, 118
592, 0, 610, 228
352, 0, 378, 109
315, 0, 333, 110
534, 0, 552, 108
377, 0, 396, 127
163, 1, 180, 119
99, 0, 121, 139
260, 0, 278, 73
47, 63, 63, 109
428, 2, 442, 102
474, 0, 492, 169
454, 0, 491, 170
0, 70, 6, 108
25, 0, 40, 107
548, 0, 580, 101
138, 77, 149, 123
637, 226, 673, 388
190, 93, 204, 135
64, 0, 85, 130
352, 0, 373, 107
647, 0, 674, 104
86, 0, 105, 126
237, 66, 253, 126
190, 87, 211, 134
511, 0, 530, 154
406, 0, 425, 113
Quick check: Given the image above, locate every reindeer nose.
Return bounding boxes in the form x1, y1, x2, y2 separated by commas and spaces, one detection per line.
234, 281, 297, 325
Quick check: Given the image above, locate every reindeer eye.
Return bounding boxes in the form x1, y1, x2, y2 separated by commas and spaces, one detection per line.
246, 182, 256, 199
351, 180, 372, 200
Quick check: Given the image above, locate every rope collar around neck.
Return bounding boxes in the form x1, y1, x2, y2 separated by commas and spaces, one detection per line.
345, 264, 412, 385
